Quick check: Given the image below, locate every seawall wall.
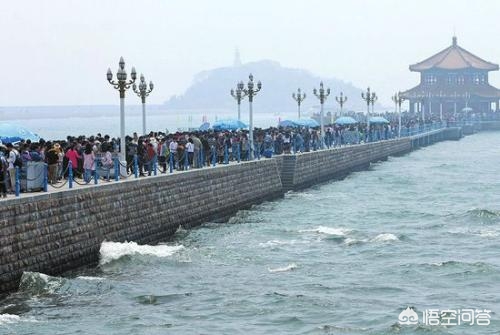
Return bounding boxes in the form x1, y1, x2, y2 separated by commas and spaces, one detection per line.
0, 160, 283, 293
0, 127, 459, 293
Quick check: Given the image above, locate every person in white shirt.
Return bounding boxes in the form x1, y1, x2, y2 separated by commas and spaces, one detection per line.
6, 143, 18, 192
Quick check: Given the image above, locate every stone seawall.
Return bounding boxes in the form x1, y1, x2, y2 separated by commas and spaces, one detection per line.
281, 139, 412, 190
0, 160, 283, 293
0, 128, 459, 294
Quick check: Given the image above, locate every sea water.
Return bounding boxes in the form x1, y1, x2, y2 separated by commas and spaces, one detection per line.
1, 132, 500, 334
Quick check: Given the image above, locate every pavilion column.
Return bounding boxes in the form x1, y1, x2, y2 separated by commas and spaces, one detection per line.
496, 100, 499, 112
409, 100, 415, 114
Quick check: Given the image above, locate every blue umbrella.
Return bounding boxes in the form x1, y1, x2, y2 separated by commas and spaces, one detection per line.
279, 118, 319, 128
369, 116, 390, 124
212, 119, 247, 131
0, 123, 40, 143
198, 122, 210, 131
335, 116, 358, 125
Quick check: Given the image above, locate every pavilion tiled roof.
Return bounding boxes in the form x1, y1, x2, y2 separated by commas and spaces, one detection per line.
409, 37, 499, 72
401, 83, 500, 99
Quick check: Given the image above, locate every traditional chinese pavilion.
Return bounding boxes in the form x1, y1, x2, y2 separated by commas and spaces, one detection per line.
402, 36, 500, 119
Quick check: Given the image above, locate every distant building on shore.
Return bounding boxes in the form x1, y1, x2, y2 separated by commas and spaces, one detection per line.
402, 36, 500, 118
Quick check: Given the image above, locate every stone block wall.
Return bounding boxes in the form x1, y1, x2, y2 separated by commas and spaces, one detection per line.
282, 139, 412, 190
0, 159, 283, 293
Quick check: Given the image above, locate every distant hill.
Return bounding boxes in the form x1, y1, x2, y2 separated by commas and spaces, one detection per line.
164, 60, 380, 113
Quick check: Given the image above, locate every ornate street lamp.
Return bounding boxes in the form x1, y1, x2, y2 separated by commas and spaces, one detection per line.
335, 92, 348, 117
313, 82, 330, 147
392, 92, 406, 138
107, 57, 137, 162
242, 73, 262, 160
361, 87, 377, 141
230, 81, 247, 121
292, 88, 306, 119
132, 74, 154, 135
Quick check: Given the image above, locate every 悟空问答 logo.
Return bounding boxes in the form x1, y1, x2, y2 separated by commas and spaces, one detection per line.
399, 307, 418, 325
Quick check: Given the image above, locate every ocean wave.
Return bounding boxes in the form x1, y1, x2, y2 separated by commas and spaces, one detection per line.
0, 313, 20, 325
135, 293, 192, 305
477, 230, 499, 237
299, 226, 350, 236
258, 239, 302, 248
76, 276, 106, 281
371, 233, 399, 242
99, 241, 184, 265
285, 192, 316, 200
343, 237, 364, 246
18, 272, 66, 296
466, 208, 500, 218
268, 263, 298, 273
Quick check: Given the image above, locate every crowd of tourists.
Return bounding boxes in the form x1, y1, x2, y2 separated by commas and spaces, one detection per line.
0, 109, 488, 198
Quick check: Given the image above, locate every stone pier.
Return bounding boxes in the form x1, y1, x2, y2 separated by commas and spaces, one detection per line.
0, 127, 464, 293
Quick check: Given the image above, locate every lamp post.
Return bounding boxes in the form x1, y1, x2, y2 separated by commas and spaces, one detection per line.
242, 73, 262, 160
335, 92, 347, 117
132, 74, 154, 135
392, 92, 406, 138
107, 57, 137, 163
313, 82, 330, 147
231, 81, 247, 121
292, 88, 306, 119
361, 87, 376, 142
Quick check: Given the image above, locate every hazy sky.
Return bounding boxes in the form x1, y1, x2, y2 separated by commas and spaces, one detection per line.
2, 0, 500, 107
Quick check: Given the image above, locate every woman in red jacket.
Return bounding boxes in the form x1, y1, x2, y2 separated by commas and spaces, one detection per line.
65, 144, 81, 177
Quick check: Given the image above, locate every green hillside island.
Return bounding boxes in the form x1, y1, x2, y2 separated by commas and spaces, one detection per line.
163, 59, 377, 115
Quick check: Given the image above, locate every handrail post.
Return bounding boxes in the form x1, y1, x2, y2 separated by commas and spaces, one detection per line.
212, 147, 216, 167
43, 163, 48, 192
114, 158, 119, 181
237, 143, 241, 163
224, 143, 229, 164
94, 159, 99, 184
134, 154, 138, 178
169, 152, 174, 173
15, 166, 20, 197
68, 161, 73, 189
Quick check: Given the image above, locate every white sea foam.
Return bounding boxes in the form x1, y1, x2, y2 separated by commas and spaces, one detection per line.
371, 233, 399, 242
268, 263, 298, 273
99, 241, 184, 265
299, 226, 350, 236
76, 276, 106, 281
258, 240, 299, 248
344, 238, 362, 246
478, 230, 499, 237
0, 314, 21, 325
